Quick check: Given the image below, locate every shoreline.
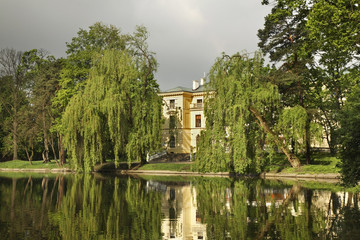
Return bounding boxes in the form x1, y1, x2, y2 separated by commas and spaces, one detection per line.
261, 172, 341, 183
0, 168, 74, 173
0, 167, 341, 182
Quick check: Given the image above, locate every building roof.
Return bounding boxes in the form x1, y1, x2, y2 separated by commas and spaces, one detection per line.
161, 84, 215, 94
163, 86, 193, 93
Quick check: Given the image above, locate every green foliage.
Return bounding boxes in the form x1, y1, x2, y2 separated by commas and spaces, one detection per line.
307, 0, 360, 68
339, 83, 360, 185
0, 159, 69, 169
2, 174, 360, 238
260, 0, 359, 159
305, 0, 359, 155
20, 49, 64, 163
258, 0, 312, 63
277, 105, 309, 153
56, 23, 162, 172
62, 48, 162, 171
49, 175, 163, 239
0, 48, 27, 160
52, 22, 127, 138
194, 52, 281, 174
193, 178, 333, 239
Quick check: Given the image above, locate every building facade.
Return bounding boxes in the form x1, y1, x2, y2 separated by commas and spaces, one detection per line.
158, 78, 211, 154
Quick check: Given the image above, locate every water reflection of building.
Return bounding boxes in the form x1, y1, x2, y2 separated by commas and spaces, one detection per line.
261, 187, 360, 221
158, 183, 207, 240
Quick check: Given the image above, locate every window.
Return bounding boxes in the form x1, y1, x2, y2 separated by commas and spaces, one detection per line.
169, 99, 175, 109
169, 135, 175, 148
169, 116, 176, 129
195, 115, 201, 127
196, 99, 203, 108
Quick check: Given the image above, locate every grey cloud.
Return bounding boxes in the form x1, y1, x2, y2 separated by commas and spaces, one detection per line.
0, 0, 271, 91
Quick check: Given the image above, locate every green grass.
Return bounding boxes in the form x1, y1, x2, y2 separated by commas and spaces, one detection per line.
0, 172, 61, 179
138, 163, 191, 171
265, 152, 341, 174
0, 160, 70, 169
265, 178, 360, 192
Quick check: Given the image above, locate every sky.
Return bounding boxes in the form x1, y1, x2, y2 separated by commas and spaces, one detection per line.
0, 0, 272, 91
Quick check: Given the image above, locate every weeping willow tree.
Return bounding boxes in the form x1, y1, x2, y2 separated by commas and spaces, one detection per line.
62, 46, 162, 171
195, 52, 302, 174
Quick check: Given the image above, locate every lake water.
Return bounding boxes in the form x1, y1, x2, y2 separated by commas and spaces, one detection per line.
0, 173, 359, 239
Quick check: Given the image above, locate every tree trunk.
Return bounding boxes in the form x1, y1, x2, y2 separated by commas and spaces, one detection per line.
42, 109, 50, 163
25, 147, 33, 165
50, 135, 58, 161
305, 116, 312, 164
59, 134, 66, 164
13, 113, 18, 160
249, 106, 301, 168
50, 134, 59, 166
321, 108, 336, 155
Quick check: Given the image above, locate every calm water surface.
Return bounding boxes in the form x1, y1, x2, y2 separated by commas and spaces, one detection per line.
0, 174, 359, 239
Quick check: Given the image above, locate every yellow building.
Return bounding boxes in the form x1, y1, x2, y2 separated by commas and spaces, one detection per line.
159, 78, 212, 154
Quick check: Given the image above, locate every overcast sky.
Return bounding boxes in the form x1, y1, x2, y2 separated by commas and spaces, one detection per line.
0, 0, 271, 91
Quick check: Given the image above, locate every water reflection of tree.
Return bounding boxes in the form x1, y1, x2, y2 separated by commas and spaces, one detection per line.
193, 178, 360, 240
327, 192, 360, 239
0, 176, 61, 239
1, 175, 360, 239
50, 175, 163, 239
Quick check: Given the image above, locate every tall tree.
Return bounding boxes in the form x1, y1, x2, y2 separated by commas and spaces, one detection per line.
0, 48, 26, 160
17, 106, 38, 164
21, 49, 64, 164
54, 22, 127, 110
0, 99, 6, 160
194, 52, 301, 174
306, 0, 360, 154
339, 83, 360, 186
258, 0, 316, 163
52, 22, 128, 164
62, 26, 162, 171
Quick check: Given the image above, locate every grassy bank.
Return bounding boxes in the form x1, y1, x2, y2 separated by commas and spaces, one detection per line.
265, 152, 340, 174
0, 160, 70, 169
138, 163, 191, 171
0, 153, 340, 175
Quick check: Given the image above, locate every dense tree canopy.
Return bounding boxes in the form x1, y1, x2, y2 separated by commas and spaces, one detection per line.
0, 23, 162, 172
62, 26, 162, 171
339, 83, 360, 185
21, 49, 64, 164
194, 52, 303, 174
0, 48, 26, 160
259, 0, 360, 183
258, 0, 317, 163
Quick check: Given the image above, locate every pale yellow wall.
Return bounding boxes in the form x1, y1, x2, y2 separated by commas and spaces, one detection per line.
189, 94, 206, 152
159, 92, 207, 154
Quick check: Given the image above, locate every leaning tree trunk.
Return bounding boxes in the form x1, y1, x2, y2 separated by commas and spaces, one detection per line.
249, 106, 301, 168
25, 146, 34, 165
